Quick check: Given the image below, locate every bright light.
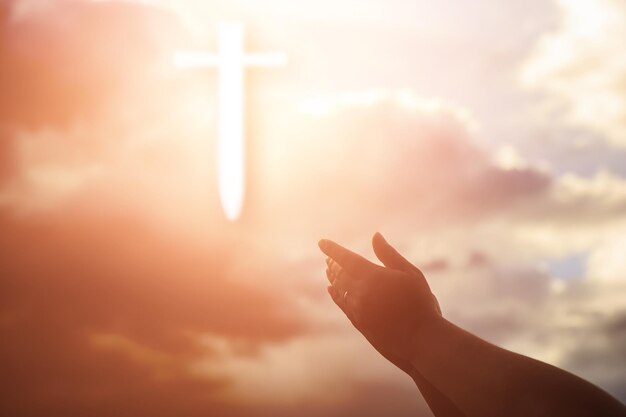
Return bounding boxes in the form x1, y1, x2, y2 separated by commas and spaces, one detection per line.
176, 22, 286, 221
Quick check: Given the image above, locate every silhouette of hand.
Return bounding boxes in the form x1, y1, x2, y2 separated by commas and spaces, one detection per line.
319, 233, 442, 370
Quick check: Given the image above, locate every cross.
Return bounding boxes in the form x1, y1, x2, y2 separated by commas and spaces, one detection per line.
175, 22, 287, 221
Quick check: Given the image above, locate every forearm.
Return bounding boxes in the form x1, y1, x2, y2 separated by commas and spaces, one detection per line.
410, 318, 626, 417
411, 369, 466, 417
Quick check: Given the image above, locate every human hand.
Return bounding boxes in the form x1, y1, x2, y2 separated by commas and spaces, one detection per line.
318, 233, 442, 371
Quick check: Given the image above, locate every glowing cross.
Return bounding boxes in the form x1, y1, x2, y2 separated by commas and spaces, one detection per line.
175, 22, 286, 220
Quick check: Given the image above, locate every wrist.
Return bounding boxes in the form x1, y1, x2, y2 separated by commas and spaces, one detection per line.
408, 316, 450, 368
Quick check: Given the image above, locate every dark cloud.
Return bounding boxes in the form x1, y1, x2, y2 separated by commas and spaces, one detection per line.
555, 310, 626, 401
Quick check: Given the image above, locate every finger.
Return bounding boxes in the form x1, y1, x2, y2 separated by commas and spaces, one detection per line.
372, 232, 423, 276
325, 258, 335, 278
318, 239, 379, 276
327, 286, 358, 326
327, 285, 348, 316
325, 258, 344, 286
327, 285, 344, 309
329, 258, 343, 280
325, 258, 337, 284
372, 233, 441, 315
331, 265, 351, 295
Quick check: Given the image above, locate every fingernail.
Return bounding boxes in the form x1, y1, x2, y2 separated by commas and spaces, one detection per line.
318, 239, 328, 250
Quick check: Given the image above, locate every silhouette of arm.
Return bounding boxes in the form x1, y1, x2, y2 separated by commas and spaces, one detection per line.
323, 233, 465, 416
409, 317, 625, 417
410, 371, 467, 417
319, 234, 626, 417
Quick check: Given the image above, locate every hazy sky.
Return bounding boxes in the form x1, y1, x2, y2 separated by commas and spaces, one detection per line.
1, 0, 625, 416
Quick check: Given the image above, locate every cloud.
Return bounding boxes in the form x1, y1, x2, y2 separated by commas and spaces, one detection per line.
191, 332, 409, 406
263, 93, 626, 403
0, 0, 184, 129
187, 91, 626, 406
3, 79, 626, 413
0, 201, 310, 415
520, 0, 626, 147
251, 90, 551, 247
587, 232, 626, 285
418, 245, 626, 399
0, 82, 559, 415
1, 1, 625, 414
0, 0, 196, 197
497, 171, 626, 259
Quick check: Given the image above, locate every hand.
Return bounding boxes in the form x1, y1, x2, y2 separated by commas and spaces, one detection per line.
318, 233, 442, 371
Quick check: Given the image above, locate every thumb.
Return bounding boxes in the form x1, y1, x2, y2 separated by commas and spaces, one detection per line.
372, 232, 422, 275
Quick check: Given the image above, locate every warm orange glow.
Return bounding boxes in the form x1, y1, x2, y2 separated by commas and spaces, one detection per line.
1, 0, 625, 416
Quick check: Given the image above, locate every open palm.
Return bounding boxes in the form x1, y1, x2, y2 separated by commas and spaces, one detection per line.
319, 232, 442, 366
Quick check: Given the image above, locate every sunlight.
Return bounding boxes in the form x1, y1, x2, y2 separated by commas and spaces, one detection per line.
175, 22, 286, 220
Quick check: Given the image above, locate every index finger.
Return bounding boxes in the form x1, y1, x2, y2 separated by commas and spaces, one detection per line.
318, 239, 379, 276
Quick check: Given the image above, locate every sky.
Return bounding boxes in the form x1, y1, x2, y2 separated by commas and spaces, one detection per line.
1, 0, 625, 416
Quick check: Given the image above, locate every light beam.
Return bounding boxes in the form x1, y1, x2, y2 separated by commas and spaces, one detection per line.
176, 22, 286, 220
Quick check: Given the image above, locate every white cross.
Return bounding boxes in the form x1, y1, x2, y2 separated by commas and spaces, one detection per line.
176, 22, 287, 221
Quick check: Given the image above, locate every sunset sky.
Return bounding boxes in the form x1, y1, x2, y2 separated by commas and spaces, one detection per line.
1, 0, 625, 415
